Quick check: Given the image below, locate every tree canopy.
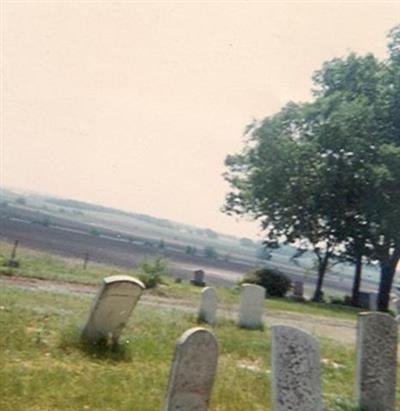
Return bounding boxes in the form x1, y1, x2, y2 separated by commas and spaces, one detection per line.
224, 26, 400, 310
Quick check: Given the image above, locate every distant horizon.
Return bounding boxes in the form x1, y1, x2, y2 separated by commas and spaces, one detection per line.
1, 184, 263, 241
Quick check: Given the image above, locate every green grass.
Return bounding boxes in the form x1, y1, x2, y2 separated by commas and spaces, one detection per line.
1, 286, 398, 410
0, 240, 364, 322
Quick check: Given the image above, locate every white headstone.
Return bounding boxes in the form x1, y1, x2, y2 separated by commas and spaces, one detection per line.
82, 275, 145, 344
271, 325, 323, 411
355, 312, 398, 411
368, 292, 378, 311
162, 327, 218, 411
239, 284, 265, 329
198, 287, 217, 325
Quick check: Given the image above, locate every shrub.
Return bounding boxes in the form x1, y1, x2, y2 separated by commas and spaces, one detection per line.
137, 257, 168, 289
240, 267, 291, 297
203, 246, 218, 260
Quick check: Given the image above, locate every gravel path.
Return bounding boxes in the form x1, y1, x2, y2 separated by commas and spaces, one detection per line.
0, 274, 359, 346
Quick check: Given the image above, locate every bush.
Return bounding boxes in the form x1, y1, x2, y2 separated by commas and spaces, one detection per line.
203, 246, 218, 260
137, 257, 168, 289
240, 267, 291, 297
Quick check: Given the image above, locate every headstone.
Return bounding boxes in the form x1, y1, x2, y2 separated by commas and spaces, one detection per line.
81, 275, 145, 345
358, 291, 371, 309
355, 312, 398, 411
290, 280, 305, 301
368, 292, 378, 311
198, 287, 217, 325
271, 325, 323, 411
191, 269, 206, 287
239, 284, 265, 329
394, 297, 400, 315
162, 327, 218, 411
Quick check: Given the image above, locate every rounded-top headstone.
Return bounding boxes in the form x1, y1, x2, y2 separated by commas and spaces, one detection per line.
239, 283, 265, 329
163, 327, 218, 411
271, 325, 323, 411
82, 275, 145, 343
198, 287, 217, 325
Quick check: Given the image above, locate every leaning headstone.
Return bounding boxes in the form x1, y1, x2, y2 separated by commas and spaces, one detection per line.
239, 284, 265, 329
162, 327, 218, 411
198, 287, 217, 325
368, 292, 378, 311
81, 275, 145, 345
290, 280, 305, 302
355, 312, 398, 411
271, 325, 323, 411
191, 269, 206, 287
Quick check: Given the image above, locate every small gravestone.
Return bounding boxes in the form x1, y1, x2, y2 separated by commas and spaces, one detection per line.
358, 291, 371, 309
81, 275, 145, 345
162, 327, 218, 411
290, 280, 305, 302
239, 284, 265, 329
191, 269, 206, 287
355, 312, 398, 411
271, 325, 323, 411
198, 287, 217, 325
394, 297, 400, 315
368, 292, 378, 311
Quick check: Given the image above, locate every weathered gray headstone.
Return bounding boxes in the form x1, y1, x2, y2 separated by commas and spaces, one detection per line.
81, 275, 145, 345
271, 325, 323, 411
368, 292, 378, 311
394, 297, 400, 315
162, 327, 218, 411
355, 312, 398, 411
290, 280, 305, 301
198, 287, 217, 325
239, 284, 265, 329
191, 269, 206, 287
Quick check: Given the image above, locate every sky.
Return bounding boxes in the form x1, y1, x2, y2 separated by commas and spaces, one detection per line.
1, 1, 400, 239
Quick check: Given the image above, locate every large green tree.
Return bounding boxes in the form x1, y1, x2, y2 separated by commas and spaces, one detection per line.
224, 26, 400, 310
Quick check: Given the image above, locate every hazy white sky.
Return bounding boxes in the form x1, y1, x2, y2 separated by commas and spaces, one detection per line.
2, 1, 400, 238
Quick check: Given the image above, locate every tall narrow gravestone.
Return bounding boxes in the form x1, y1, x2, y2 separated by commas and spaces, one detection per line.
198, 287, 217, 325
162, 327, 218, 411
81, 275, 145, 345
355, 312, 398, 411
239, 284, 265, 329
271, 325, 323, 411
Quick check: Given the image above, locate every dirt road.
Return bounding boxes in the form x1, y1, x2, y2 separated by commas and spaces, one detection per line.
0, 274, 358, 346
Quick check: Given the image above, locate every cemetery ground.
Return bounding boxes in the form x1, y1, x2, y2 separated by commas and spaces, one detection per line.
0, 243, 399, 410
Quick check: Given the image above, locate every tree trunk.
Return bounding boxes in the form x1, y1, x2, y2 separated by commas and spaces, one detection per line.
312, 253, 330, 302
377, 260, 398, 311
351, 253, 362, 306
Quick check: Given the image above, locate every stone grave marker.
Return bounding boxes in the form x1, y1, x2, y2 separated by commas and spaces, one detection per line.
394, 297, 400, 315
290, 280, 305, 301
239, 284, 265, 329
271, 325, 323, 411
368, 292, 378, 311
191, 269, 206, 287
81, 275, 145, 345
162, 327, 218, 411
355, 312, 398, 411
198, 287, 217, 325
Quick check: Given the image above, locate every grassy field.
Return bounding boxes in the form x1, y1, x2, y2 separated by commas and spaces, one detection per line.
0, 240, 364, 321
0, 285, 381, 411
1, 241, 399, 410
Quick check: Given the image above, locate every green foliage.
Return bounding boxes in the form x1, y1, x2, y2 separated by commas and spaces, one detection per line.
89, 227, 100, 236
185, 245, 197, 255
137, 257, 168, 289
241, 268, 292, 297
203, 245, 218, 259
157, 239, 165, 249
15, 196, 26, 205
223, 25, 400, 310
